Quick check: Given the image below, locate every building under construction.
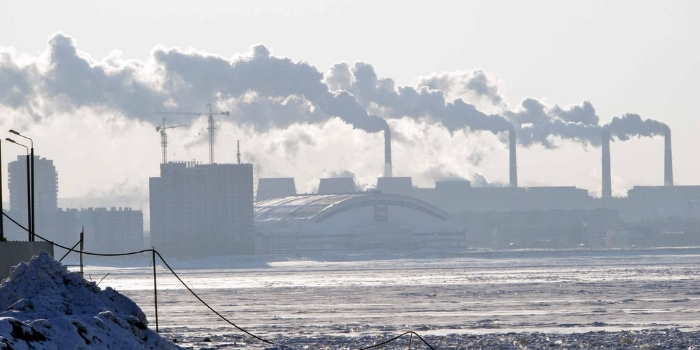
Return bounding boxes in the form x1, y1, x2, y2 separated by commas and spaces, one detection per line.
149, 161, 254, 257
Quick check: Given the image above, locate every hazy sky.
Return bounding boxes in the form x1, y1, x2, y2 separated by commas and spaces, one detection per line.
0, 0, 698, 213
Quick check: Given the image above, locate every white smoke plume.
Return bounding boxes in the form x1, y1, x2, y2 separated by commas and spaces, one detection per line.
414, 69, 506, 107
323, 61, 669, 151
1, 33, 387, 134
324, 62, 513, 135
606, 113, 670, 140
505, 99, 667, 148
1, 33, 670, 152
0, 33, 672, 205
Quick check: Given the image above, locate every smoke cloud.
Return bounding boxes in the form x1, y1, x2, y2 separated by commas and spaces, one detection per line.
471, 173, 507, 188
606, 113, 670, 140
0, 51, 37, 109
415, 69, 505, 107
504, 99, 603, 147
325, 62, 513, 135
506, 99, 668, 148
0, 33, 387, 135
10, 34, 663, 153
0, 33, 673, 199
552, 100, 598, 125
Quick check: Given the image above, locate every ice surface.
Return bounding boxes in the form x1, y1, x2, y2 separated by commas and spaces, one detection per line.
0, 251, 180, 350
81, 249, 700, 349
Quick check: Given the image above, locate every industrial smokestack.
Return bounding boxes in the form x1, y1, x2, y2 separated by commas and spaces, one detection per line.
509, 128, 517, 187
664, 129, 673, 186
602, 129, 612, 198
384, 127, 392, 177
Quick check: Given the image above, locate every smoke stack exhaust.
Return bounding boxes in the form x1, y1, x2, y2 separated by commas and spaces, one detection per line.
509, 128, 517, 187
664, 129, 673, 186
384, 127, 392, 177
602, 129, 612, 198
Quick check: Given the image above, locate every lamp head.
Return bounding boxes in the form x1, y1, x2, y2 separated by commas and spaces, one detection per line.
9, 130, 19, 136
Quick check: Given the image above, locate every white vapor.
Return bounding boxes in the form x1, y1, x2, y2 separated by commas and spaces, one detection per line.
0, 33, 673, 221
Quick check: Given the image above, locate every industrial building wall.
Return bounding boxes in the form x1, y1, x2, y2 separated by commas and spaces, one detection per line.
452, 209, 620, 248
150, 162, 254, 257
0, 241, 54, 280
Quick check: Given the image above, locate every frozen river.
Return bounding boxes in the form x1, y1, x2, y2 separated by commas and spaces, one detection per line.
79, 249, 700, 349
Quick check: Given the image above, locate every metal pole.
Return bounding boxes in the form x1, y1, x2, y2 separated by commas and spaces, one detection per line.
79, 226, 84, 275
208, 115, 215, 164
25, 153, 31, 241
152, 246, 159, 333
8, 132, 33, 241
0, 140, 4, 242
408, 332, 413, 350
29, 147, 34, 242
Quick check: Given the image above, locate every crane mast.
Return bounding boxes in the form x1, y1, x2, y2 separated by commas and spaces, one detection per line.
207, 104, 216, 164
155, 104, 229, 164
155, 118, 186, 164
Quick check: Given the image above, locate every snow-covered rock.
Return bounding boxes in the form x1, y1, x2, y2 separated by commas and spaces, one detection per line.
0, 250, 180, 350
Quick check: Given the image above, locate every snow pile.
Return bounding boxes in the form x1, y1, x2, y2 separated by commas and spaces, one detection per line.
0, 251, 180, 349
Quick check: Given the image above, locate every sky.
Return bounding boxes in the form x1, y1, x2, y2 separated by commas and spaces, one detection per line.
0, 0, 698, 220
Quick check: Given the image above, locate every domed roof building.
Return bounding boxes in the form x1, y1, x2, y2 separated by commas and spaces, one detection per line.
253, 192, 465, 254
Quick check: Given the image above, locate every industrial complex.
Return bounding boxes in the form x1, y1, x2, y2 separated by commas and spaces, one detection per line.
247, 126, 698, 255
2, 117, 697, 258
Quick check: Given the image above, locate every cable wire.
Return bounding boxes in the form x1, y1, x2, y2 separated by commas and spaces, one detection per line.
153, 250, 275, 345
358, 331, 435, 350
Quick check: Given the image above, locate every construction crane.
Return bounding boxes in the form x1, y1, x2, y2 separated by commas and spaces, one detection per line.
155, 118, 186, 164
155, 104, 230, 164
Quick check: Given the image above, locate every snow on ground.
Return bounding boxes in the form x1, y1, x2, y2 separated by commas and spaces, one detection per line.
0, 251, 179, 350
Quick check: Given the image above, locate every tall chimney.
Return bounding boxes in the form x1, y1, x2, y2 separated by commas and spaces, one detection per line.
664, 129, 673, 186
509, 128, 517, 187
602, 129, 612, 198
384, 127, 392, 177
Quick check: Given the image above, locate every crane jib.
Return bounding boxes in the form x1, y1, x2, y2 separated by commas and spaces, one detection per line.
153, 104, 230, 164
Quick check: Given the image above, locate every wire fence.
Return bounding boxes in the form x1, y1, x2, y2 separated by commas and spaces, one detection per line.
2, 211, 435, 349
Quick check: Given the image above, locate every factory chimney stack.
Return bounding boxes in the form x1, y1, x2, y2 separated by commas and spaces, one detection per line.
509, 128, 517, 187
384, 127, 392, 177
602, 129, 612, 198
664, 129, 673, 186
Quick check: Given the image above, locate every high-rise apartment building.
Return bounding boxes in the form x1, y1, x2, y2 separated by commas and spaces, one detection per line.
149, 161, 254, 257
6, 155, 58, 241
9, 155, 58, 213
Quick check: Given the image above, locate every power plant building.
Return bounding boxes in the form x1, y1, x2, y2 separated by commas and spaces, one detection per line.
318, 178, 356, 194
256, 178, 296, 202
150, 161, 254, 257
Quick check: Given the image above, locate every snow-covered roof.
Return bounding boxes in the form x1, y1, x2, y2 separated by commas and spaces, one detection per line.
255, 193, 366, 222
254, 192, 449, 223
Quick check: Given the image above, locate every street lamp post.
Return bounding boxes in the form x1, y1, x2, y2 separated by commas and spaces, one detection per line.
5, 138, 31, 241
9, 130, 33, 242
0, 139, 4, 242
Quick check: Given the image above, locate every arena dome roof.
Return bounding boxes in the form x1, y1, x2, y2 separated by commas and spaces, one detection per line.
254, 192, 449, 223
